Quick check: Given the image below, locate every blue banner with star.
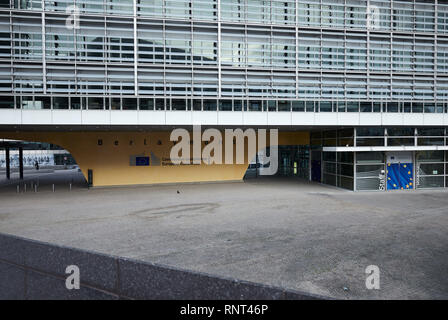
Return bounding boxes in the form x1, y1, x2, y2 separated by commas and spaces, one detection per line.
387, 163, 414, 190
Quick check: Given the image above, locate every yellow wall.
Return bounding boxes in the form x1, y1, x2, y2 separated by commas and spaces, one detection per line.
0, 130, 309, 187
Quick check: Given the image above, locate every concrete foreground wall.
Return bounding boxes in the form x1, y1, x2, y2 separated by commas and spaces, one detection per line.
0, 233, 323, 300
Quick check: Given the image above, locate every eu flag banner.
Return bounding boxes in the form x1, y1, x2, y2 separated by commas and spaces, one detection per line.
135, 156, 150, 166
387, 163, 413, 190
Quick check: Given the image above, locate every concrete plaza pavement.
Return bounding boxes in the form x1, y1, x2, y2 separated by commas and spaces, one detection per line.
0, 171, 447, 299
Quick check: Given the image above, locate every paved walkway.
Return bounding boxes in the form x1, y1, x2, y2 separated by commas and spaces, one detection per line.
0, 172, 447, 299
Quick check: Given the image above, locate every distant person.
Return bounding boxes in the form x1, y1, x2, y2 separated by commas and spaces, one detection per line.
35, 160, 39, 171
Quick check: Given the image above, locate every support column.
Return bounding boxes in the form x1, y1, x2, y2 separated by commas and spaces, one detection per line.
19, 147, 23, 180
5, 148, 10, 180
255, 153, 258, 178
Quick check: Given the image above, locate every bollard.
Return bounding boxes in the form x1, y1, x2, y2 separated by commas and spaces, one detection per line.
52, 184, 55, 192
69, 183, 72, 191
34, 184, 37, 193
16, 185, 19, 193
24, 184, 26, 193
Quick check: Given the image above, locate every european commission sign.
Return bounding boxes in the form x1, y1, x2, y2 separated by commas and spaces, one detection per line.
128, 126, 279, 175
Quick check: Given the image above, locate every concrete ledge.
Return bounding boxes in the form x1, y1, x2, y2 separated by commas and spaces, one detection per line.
23, 240, 118, 292
25, 269, 118, 300
0, 232, 327, 300
0, 262, 25, 300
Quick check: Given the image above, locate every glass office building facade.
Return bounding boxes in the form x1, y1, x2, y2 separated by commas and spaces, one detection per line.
312, 128, 448, 191
1, 0, 448, 109
1, 0, 448, 190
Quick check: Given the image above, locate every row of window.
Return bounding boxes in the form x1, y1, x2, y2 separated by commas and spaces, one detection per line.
6, 0, 448, 34
4, 96, 448, 113
314, 127, 448, 139
4, 13, 448, 71
5, 83, 446, 100
312, 128, 448, 148
3, 61, 447, 99
6, 87, 445, 100
4, 76, 445, 98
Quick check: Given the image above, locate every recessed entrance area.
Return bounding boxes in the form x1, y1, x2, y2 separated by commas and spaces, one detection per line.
244, 145, 310, 180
